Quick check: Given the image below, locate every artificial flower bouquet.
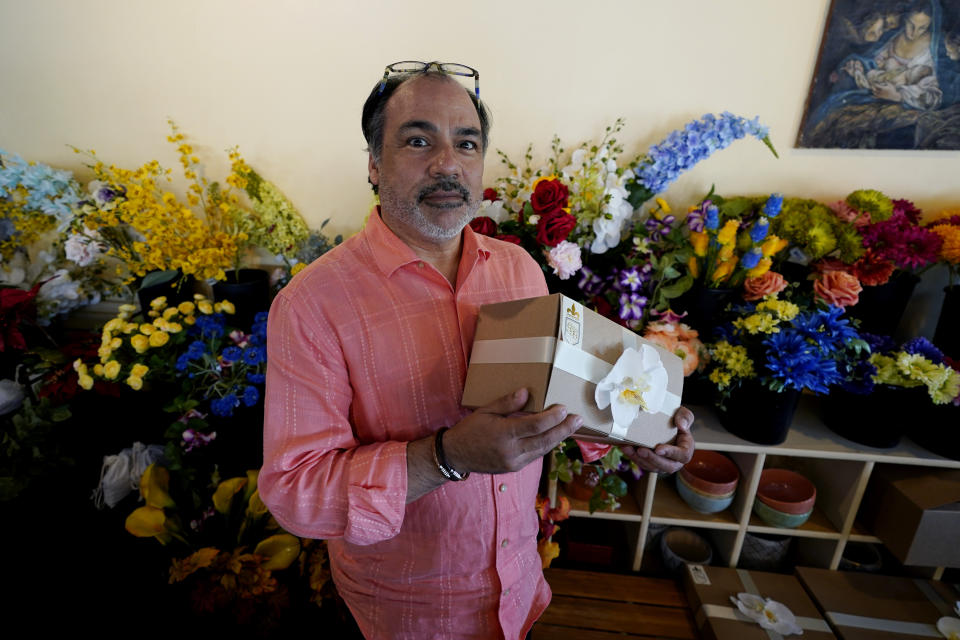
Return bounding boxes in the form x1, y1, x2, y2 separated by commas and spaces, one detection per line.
125, 463, 332, 625
704, 292, 862, 405
549, 438, 643, 513
0, 149, 127, 323
863, 335, 960, 405
72, 121, 311, 285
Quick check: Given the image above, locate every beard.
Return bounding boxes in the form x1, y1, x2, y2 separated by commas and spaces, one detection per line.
378, 177, 480, 243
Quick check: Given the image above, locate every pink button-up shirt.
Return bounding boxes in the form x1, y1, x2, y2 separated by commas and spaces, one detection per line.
260, 210, 550, 639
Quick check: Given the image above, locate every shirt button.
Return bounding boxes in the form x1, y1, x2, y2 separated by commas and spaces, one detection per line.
417, 261, 424, 268
499, 483, 507, 492
502, 588, 511, 596
501, 539, 509, 548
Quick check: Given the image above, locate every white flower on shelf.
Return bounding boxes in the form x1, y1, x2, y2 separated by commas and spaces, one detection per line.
938, 616, 960, 640
731, 593, 803, 637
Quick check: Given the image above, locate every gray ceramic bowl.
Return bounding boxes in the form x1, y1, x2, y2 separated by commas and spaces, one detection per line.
753, 497, 812, 528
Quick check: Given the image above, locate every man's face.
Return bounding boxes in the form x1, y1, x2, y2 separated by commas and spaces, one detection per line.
369, 75, 484, 246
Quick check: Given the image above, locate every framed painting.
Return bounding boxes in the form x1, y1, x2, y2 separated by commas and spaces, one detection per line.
797, 0, 960, 149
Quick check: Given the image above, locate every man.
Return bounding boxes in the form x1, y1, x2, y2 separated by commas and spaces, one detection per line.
259, 61, 695, 639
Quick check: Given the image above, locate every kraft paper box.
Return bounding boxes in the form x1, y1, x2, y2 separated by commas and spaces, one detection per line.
683, 565, 836, 640
796, 566, 960, 640
859, 466, 960, 568
461, 294, 684, 448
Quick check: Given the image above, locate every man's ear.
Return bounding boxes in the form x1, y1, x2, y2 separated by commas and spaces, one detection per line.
368, 153, 380, 188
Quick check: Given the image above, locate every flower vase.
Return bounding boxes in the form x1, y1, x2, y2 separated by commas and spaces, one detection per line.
718, 380, 800, 445
910, 401, 960, 461
212, 269, 271, 329
671, 284, 735, 341
846, 272, 920, 337
136, 270, 195, 315
820, 385, 917, 448
933, 285, 960, 360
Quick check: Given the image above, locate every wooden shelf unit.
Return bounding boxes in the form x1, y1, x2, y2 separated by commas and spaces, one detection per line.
547, 396, 960, 577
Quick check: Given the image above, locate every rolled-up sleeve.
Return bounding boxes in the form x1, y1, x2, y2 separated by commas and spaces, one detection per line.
259, 291, 408, 545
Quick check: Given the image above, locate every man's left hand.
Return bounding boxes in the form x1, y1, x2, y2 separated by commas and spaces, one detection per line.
619, 407, 695, 474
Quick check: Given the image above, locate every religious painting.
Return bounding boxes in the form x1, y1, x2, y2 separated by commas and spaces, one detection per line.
797, 0, 960, 149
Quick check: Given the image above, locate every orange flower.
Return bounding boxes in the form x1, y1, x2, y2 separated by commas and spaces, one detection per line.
814, 270, 863, 308
169, 548, 220, 583
743, 271, 788, 301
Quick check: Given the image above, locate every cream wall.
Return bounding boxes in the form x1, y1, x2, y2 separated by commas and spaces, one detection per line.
1, 0, 958, 243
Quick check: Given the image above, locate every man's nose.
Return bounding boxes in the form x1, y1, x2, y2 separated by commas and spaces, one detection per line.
429, 142, 461, 178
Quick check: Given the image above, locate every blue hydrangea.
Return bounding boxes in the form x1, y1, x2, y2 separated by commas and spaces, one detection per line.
632, 113, 770, 195
0, 149, 83, 227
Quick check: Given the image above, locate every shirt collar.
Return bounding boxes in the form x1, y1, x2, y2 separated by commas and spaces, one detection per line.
364, 206, 491, 278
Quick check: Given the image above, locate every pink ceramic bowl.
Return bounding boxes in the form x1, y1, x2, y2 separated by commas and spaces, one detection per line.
756, 469, 816, 515
680, 450, 740, 496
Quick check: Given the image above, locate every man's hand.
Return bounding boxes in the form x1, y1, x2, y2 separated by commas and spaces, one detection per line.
444, 388, 583, 475
619, 406, 695, 475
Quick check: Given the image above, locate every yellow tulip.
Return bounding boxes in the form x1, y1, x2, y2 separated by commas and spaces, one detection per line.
131, 334, 150, 354
254, 534, 301, 571
655, 197, 671, 215
93, 364, 104, 376
78, 374, 94, 390
219, 300, 236, 315
149, 331, 169, 347
126, 376, 143, 390
246, 489, 269, 520
140, 463, 175, 509
213, 477, 248, 514
131, 363, 149, 378
125, 505, 172, 544
689, 231, 709, 257
687, 256, 700, 278
761, 235, 789, 258
747, 257, 773, 278
712, 256, 739, 284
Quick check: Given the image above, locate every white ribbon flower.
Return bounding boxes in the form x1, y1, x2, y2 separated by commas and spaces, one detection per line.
731, 593, 803, 636
939, 616, 960, 640
595, 345, 668, 430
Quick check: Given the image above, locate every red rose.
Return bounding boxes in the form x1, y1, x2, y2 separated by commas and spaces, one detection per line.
535, 210, 577, 247
529, 179, 569, 216
814, 270, 863, 308
494, 234, 522, 245
469, 216, 498, 236
482, 188, 499, 201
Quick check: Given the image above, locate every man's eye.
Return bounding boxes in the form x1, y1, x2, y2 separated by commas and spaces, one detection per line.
460, 140, 478, 151
408, 137, 428, 147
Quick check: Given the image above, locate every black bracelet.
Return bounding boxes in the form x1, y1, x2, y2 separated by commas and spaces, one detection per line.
434, 427, 470, 481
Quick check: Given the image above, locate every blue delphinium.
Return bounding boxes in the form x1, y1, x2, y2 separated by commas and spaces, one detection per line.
632, 113, 774, 196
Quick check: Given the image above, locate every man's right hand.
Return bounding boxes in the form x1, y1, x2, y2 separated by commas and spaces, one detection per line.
443, 388, 583, 475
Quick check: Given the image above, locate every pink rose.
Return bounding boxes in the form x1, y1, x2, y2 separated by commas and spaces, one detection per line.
743, 271, 788, 301
814, 270, 863, 307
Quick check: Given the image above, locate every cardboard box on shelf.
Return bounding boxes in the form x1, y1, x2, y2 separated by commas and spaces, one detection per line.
682, 564, 836, 640
796, 566, 960, 640
461, 294, 684, 448
859, 466, 960, 568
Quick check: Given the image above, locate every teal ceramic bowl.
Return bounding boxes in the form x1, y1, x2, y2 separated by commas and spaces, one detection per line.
753, 497, 812, 528
676, 473, 735, 514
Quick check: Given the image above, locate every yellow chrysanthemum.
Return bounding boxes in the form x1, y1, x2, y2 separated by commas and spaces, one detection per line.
130, 363, 149, 378
139, 323, 155, 335
162, 307, 179, 320
126, 375, 144, 390
78, 374, 94, 390
177, 301, 195, 315
198, 300, 214, 315
150, 296, 168, 310
220, 300, 235, 315
930, 224, 960, 264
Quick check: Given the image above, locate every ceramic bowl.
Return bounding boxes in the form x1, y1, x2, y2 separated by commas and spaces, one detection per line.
680, 450, 740, 496
756, 468, 816, 515
676, 473, 735, 514
659, 527, 713, 574
753, 497, 812, 528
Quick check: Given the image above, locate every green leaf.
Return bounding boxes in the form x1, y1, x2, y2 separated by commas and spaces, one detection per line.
140, 269, 179, 289
601, 473, 628, 497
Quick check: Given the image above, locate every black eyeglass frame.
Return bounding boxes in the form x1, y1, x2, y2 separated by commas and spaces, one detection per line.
377, 61, 480, 99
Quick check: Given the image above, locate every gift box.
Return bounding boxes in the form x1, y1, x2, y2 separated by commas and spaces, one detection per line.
461, 294, 684, 447
682, 564, 836, 639
859, 466, 960, 568
796, 566, 960, 639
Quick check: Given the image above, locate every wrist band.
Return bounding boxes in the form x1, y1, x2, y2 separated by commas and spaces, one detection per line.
434, 427, 470, 481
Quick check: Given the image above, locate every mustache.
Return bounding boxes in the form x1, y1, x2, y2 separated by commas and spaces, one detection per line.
417, 179, 470, 202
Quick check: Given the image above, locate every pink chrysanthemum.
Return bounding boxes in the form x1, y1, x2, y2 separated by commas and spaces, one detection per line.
892, 198, 922, 224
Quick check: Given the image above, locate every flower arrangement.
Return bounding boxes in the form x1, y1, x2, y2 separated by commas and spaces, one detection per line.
862, 336, 960, 405
926, 209, 960, 286
550, 439, 642, 513
0, 150, 126, 322
704, 293, 862, 404
642, 312, 707, 377
535, 494, 570, 568
73, 121, 311, 283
